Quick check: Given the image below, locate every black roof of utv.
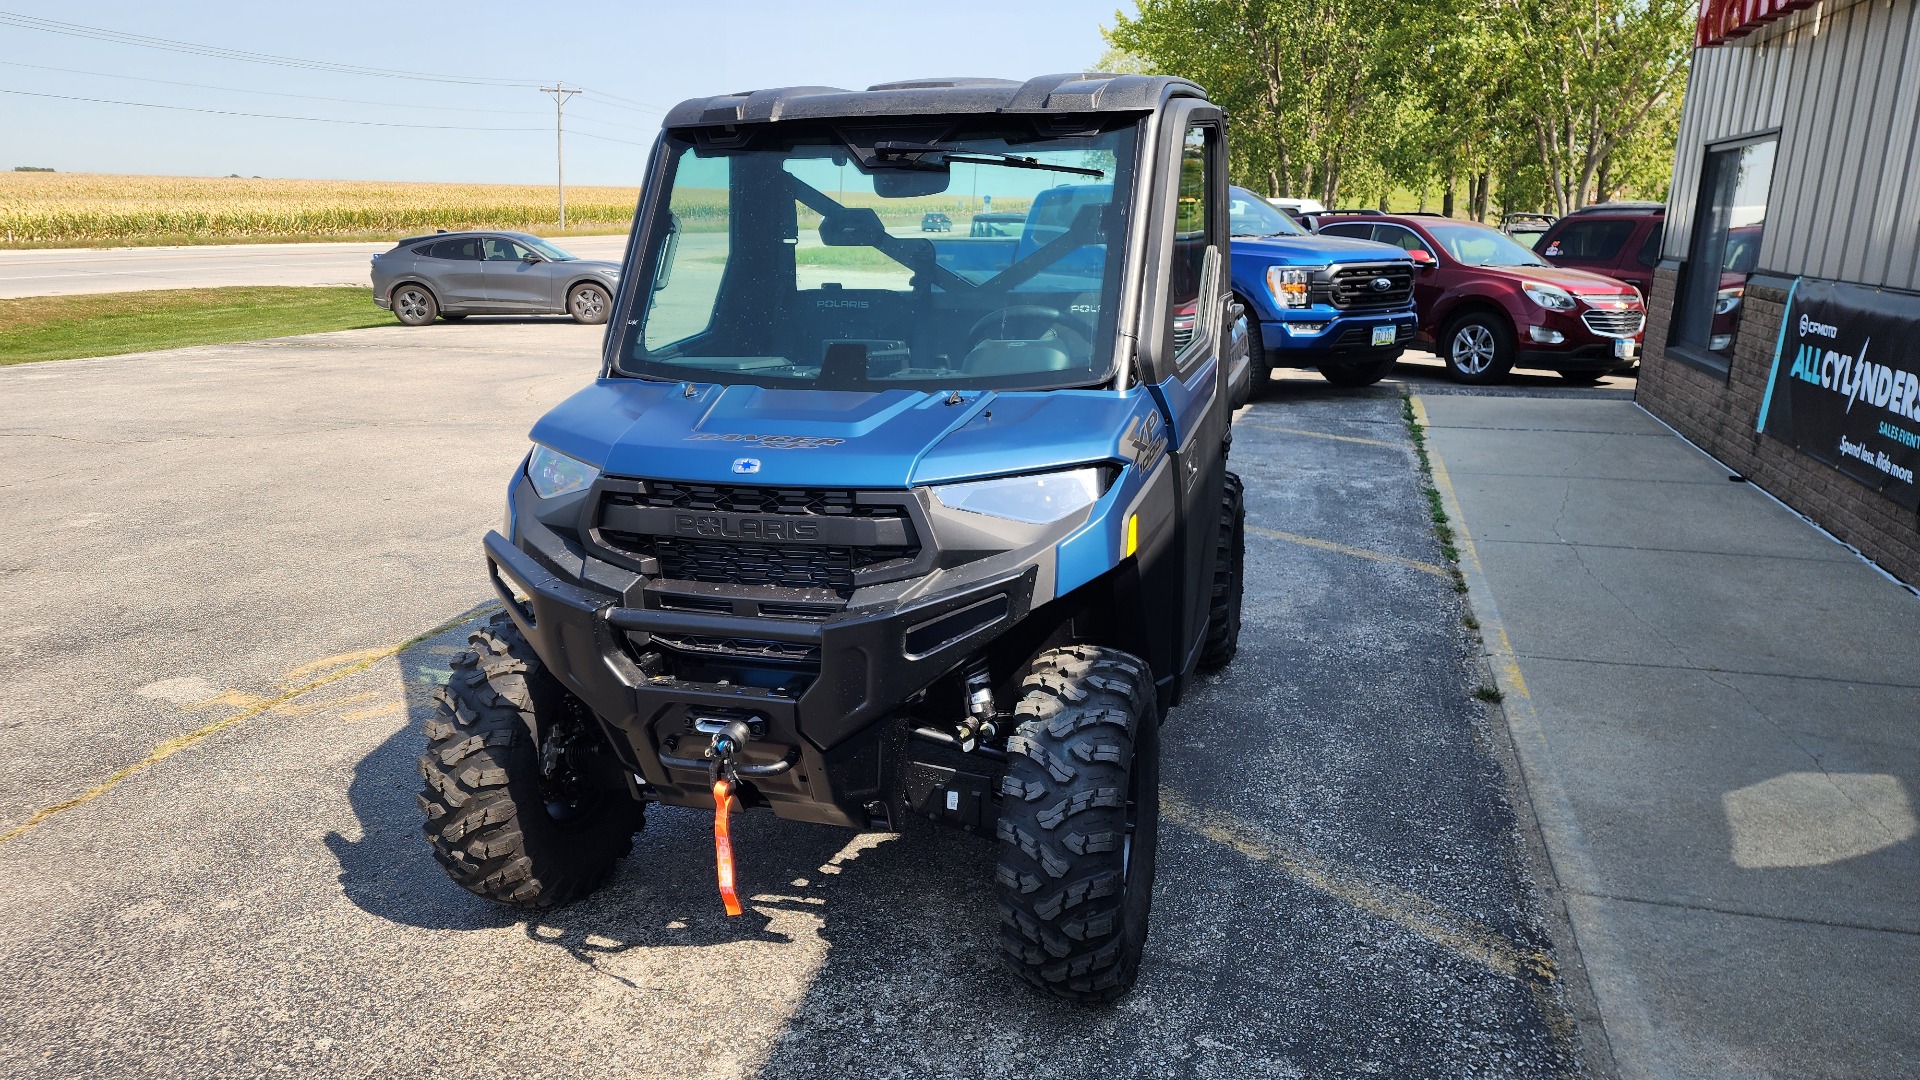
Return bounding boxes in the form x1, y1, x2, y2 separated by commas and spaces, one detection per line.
663, 73, 1207, 129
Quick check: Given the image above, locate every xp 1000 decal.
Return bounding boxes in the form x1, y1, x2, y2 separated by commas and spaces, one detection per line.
1760, 279, 1920, 510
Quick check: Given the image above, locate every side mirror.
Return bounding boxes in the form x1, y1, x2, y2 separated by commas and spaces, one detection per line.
1408, 249, 1437, 267
522, 252, 545, 263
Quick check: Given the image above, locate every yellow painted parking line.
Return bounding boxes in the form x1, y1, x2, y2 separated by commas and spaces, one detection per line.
1162, 792, 1556, 985
1248, 524, 1451, 579
1236, 422, 1399, 449
0, 602, 501, 847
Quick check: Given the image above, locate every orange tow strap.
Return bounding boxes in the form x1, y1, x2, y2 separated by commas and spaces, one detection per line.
712, 778, 743, 916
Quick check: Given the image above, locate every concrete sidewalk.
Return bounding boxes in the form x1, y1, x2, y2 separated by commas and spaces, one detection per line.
1417, 395, 1920, 1080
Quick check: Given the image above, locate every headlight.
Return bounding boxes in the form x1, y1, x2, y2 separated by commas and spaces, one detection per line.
1265, 266, 1317, 309
932, 467, 1104, 525
1714, 286, 1744, 315
526, 444, 599, 499
1521, 281, 1577, 311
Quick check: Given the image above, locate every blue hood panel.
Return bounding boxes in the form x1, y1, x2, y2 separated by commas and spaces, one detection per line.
529, 379, 1155, 490
1231, 233, 1407, 264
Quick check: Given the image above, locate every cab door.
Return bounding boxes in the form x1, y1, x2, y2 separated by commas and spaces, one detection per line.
1138, 105, 1230, 685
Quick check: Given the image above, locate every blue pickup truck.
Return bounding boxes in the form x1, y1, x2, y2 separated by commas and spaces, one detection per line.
1225, 187, 1417, 390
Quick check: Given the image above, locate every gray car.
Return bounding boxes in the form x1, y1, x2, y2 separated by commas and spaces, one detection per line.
370, 231, 622, 326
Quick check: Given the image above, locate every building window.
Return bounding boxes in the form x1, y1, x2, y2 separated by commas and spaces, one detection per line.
1672, 137, 1775, 363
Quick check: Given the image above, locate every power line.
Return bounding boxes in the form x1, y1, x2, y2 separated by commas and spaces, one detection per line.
0, 10, 541, 87
0, 87, 549, 132
0, 59, 545, 114
571, 87, 672, 115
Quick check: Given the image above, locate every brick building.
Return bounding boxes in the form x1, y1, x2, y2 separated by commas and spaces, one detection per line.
1638, 0, 1920, 585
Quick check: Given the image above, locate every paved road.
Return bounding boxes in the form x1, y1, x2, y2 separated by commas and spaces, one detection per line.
0, 332, 1580, 1078
0, 235, 630, 300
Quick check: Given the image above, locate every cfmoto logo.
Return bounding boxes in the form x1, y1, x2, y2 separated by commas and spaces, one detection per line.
732, 458, 761, 474
1370, 277, 1393, 292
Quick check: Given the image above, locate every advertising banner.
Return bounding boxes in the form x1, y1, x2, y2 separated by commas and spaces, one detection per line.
1759, 279, 1920, 510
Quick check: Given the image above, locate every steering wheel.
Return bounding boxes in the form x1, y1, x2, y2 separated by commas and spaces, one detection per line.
964, 305, 1096, 354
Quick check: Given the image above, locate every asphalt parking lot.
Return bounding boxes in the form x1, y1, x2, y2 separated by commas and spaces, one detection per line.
0, 328, 1583, 1078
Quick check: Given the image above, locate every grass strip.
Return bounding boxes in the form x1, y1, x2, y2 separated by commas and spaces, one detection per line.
0, 286, 389, 365
1402, 393, 1469, 593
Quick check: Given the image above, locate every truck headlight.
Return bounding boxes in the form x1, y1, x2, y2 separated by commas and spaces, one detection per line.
932, 467, 1105, 525
526, 444, 600, 499
1265, 266, 1316, 309
1521, 281, 1577, 311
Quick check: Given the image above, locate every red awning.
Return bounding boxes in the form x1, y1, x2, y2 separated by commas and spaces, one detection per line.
1697, 0, 1819, 48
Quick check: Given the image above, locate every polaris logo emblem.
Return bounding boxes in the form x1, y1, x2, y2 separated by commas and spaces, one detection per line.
732, 458, 761, 474
1370, 277, 1393, 292
675, 513, 820, 540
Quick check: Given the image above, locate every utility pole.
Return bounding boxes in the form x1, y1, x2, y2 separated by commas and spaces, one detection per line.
540, 83, 581, 229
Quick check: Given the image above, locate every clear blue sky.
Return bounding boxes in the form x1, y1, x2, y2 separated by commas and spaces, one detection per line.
0, 1, 1133, 185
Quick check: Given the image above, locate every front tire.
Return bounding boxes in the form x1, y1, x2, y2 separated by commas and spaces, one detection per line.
1239, 296, 1275, 399
418, 612, 643, 908
568, 282, 611, 325
1318, 353, 1399, 387
997, 646, 1160, 1002
1442, 312, 1514, 384
1199, 472, 1244, 670
392, 283, 438, 327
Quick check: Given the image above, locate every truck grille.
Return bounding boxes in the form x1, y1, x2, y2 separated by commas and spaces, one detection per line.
1580, 309, 1645, 338
1326, 264, 1414, 310
594, 481, 921, 600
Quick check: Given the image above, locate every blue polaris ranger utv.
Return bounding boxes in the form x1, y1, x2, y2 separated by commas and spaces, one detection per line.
417, 74, 1245, 1002
1224, 187, 1417, 392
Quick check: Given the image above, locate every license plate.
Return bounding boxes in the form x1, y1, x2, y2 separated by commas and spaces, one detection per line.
1371, 325, 1397, 347
1614, 338, 1636, 360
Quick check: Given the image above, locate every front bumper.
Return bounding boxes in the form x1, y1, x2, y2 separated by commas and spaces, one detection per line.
1262, 310, 1417, 363
485, 528, 1037, 828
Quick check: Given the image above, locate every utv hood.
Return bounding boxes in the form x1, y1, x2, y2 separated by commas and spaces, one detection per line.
528, 379, 1154, 490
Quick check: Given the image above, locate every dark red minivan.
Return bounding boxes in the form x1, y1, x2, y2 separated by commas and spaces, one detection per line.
1318, 214, 1645, 384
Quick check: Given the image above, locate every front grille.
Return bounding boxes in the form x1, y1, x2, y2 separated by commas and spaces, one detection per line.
624, 482, 899, 518
1581, 309, 1645, 338
651, 634, 821, 663
1327, 264, 1414, 310
606, 533, 915, 595
595, 481, 921, 600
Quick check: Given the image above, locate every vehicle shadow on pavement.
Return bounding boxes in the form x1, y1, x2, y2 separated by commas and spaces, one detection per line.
323, 624, 941, 950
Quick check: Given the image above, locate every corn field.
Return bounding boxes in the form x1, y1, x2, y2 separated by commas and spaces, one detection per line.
0, 172, 641, 246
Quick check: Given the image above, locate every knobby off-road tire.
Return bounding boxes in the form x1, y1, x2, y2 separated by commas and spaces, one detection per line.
996, 646, 1161, 1002
418, 612, 643, 908
1199, 471, 1245, 671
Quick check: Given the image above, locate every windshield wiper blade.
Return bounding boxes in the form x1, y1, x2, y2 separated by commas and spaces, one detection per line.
870, 141, 1105, 178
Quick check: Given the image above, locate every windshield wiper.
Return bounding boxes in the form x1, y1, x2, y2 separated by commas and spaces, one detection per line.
869, 141, 1106, 178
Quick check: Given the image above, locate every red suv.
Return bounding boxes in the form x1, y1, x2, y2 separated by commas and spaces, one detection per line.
1317, 213, 1645, 384
1534, 202, 1665, 297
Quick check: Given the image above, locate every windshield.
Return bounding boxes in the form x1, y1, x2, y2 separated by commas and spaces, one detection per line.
523, 236, 577, 261
617, 122, 1139, 391
1426, 222, 1548, 267
1228, 187, 1304, 236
